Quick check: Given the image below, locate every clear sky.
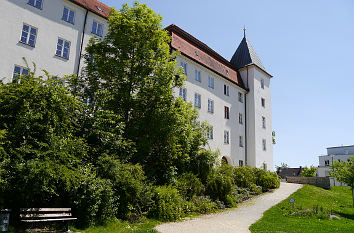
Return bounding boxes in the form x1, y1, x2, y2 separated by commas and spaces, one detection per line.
100, 0, 354, 168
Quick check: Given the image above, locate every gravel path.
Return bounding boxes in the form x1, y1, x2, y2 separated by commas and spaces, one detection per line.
155, 182, 303, 233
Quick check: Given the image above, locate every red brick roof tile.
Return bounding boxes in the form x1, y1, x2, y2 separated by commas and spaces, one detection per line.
166, 24, 246, 90
69, 0, 110, 19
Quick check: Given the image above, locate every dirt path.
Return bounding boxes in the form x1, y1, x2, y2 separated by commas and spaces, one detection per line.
155, 182, 302, 233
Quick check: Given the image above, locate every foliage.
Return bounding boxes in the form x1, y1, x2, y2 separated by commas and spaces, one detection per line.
330, 158, 354, 207
205, 165, 234, 207
191, 196, 218, 214
301, 166, 317, 177
255, 169, 281, 192
232, 166, 257, 188
175, 173, 204, 200
70, 1, 210, 185
96, 155, 154, 221
250, 185, 354, 233
275, 162, 289, 170
150, 186, 185, 221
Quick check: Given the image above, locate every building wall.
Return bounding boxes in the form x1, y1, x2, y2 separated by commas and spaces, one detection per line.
327, 145, 354, 155
175, 55, 247, 166
0, 0, 107, 82
318, 154, 353, 186
239, 65, 273, 171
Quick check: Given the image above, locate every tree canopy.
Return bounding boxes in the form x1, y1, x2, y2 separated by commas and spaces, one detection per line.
330, 158, 354, 207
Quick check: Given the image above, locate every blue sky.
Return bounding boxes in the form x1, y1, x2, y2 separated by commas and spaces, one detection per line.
100, 0, 354, 168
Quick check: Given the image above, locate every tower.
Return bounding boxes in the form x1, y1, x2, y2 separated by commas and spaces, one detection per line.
230, 32, 273, 171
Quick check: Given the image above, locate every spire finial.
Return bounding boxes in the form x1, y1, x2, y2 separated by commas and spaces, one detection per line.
243, 25, 246, 38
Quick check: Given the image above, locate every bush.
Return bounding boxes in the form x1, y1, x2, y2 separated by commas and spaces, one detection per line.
150, 186, 185, 221
72, 167, 116, 227
232, 166, 257, 188
205, 167, 233, 207
301, 166, 317, 177
191, 196, 218, 214
96, 155, 153, 221
255, 169, 280, 192
175, 173, 204, 200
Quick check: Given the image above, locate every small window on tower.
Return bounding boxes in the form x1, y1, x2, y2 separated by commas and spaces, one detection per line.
261, 79, 265, 89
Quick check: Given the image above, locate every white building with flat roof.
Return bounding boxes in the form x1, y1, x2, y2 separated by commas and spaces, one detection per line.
318, 145, 354, 186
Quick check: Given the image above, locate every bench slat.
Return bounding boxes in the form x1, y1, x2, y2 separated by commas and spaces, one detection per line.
21, 218, 77, 223
20, 208, 71, 212
20, 213, 72, 218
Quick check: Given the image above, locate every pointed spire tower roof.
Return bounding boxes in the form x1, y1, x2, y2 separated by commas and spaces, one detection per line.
230, 28, 269, 75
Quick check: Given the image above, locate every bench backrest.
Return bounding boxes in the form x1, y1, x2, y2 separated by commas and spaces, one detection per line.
20, 208, 73, 220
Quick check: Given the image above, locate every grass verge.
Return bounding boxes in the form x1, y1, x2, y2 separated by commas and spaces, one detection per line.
250, 185, 354, 233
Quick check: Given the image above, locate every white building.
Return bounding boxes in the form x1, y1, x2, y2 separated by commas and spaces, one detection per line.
0, 0, 109, 83
1, 1, 274, 171
166, 25, 273, 170
318, 145, 354, 186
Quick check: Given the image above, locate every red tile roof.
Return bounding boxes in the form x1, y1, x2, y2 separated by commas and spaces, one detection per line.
165, 24, 246, 90
69, 0, 110, 19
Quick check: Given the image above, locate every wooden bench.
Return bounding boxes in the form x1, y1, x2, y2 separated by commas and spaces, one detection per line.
20, 208, 77, 233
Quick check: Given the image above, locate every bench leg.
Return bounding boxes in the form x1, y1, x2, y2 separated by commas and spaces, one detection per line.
67, 222, 71, 232
30, 223, 33, 233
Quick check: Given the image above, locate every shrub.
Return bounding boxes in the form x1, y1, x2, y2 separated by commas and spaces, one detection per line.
96, 155, 153, 221
150, 186, 185, 221
255, 169, 280, 192
175, 173, 204, 200
191, 196, 218, 214
205, 167, 233, 207
232, 166, 257, 188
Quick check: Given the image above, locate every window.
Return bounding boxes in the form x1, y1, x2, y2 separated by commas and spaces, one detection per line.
194, 93, 201, 108
238, 92, 243, 103
261, 79, 265, 89
13, 65, 29, 82
239, 136, 243, 147
92, 21, 103, 37
180, 62, 187, 75
325, 160, 330, 166
208, 76, 214, 89
62, 7, 75, 24
56, 38, 71, 59
262, 116, 266, 129
207, 126, 213, 139
208, 99, 214, 113
224, 130, 229, 144
239, 113, 243, 125
239, 160, 244, 167
28, 0, 42, 9
195, 70, 201, 82
261, 98, 265, 108
224, 85, 229, 96
262, 139, 266, 151
20, 24, 37, 47
224, 106, 229, 119
179, 87, 187, 101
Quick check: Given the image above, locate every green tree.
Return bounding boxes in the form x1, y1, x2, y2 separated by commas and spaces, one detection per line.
301, 166, 317, 177
330, 158, 354, 207
74, 1, 210, 184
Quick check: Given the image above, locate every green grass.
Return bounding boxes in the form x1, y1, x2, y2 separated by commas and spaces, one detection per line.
250, 185, 354, 233
73, 218, 160, 233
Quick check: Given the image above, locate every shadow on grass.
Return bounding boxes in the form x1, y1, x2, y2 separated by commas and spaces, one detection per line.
336, 212, 354, 220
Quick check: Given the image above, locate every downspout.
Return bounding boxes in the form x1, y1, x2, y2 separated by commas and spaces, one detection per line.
244, 67, 249, 165
76, 9, 89, 76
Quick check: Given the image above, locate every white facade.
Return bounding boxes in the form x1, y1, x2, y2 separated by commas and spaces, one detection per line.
0, 0, 108, 83
175, 55, 247, 167
239, 66, 273, 170
318, 145, 354, 186
1, 1, 274, 171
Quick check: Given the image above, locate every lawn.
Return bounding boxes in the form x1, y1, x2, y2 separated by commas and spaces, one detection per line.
72, 219, 160, 233
250, 185, 354, 233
